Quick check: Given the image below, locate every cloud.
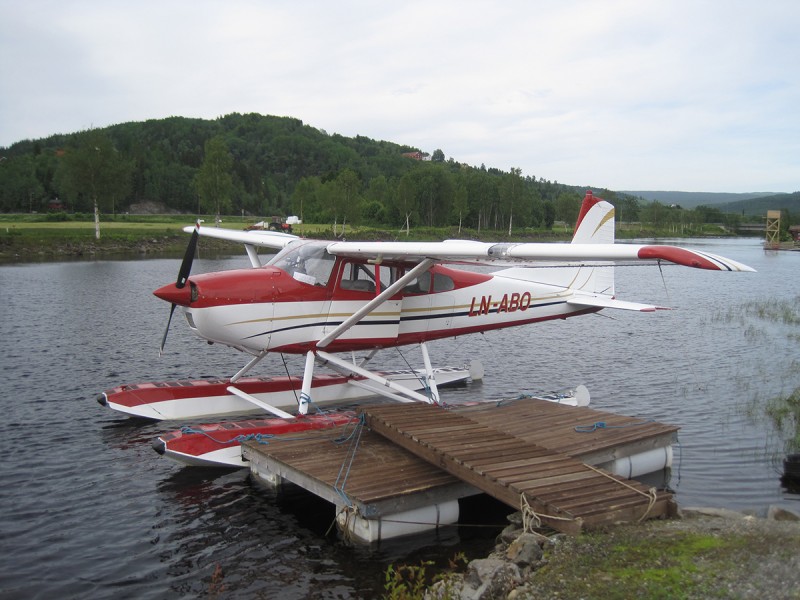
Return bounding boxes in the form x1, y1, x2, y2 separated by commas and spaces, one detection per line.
1, 0, 798, 192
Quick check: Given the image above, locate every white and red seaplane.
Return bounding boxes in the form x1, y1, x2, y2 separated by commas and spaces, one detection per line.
99, 191, 753, 467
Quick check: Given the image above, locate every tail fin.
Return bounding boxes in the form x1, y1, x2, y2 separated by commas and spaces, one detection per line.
569, 190, 615, 297
572, 190, 615, 245
494, 190, 616, 296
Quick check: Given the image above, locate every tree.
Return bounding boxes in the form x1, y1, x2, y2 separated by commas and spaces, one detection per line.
395, 172, 419, 233
542, 199, 555, 229
54, 128, 133, 238
194, 135, 234, 221
615, 195, 640, 225
641, 200, 666, 229
452, 182, 468, 233
291, 176, 321, 224
333, 168, 362, 231
0, 154, 44, 212
554, 191, 582, 227
431, 148, 445, 162
500, 168, 525, 234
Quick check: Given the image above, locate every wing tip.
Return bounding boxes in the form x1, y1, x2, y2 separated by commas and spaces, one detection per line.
638, 246, 755, 272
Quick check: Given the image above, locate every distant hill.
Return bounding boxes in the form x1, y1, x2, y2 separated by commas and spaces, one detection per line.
0, 112, 581, 229
621, 190, 781, 209
716, 192, 800, 217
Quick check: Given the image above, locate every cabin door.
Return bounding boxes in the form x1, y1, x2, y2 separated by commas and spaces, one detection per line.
330, 261, 401, 346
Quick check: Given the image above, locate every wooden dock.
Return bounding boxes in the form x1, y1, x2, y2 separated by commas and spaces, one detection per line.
242, 398, 678, 540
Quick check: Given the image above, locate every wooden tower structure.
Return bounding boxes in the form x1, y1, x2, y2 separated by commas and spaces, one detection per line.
765, 210, 781, 249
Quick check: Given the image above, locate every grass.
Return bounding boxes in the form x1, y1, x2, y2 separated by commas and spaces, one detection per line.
526, 524, 758, 600
715, 296, 800, 455
0, 213, 574, 260
381, 518, 800, 599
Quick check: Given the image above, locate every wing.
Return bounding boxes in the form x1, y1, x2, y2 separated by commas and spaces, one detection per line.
183, 225, 298, 250
325, 240, 755, 272
182, 226, 754, 272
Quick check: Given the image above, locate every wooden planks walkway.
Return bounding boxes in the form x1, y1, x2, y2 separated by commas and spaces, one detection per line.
242, 398, 677, 537
362, 403, 675, 535
241, 424, 475, 519
457, 400, 678, 465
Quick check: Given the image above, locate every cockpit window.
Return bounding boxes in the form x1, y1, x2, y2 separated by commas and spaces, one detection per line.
267, 241, 336, 286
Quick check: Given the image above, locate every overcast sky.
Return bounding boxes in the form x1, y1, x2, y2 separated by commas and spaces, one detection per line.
1, 1, 798, 193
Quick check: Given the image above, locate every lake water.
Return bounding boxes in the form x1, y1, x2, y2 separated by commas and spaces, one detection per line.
1, 237, 798, 598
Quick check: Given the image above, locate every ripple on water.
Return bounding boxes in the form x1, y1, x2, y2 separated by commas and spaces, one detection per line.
0, 243, 797, 598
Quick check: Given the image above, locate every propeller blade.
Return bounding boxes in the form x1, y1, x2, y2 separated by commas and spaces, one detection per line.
161, 222, 200, 355
176, 223, 199, 289
159, 303, 177, 357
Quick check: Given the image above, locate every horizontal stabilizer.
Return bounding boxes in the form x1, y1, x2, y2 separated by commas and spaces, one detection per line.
567, 294, 669, 312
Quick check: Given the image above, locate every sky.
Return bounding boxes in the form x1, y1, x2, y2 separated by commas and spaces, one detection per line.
1, 0, 798, 193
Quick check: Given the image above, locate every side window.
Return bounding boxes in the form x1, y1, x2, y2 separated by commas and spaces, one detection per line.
402, 271, 431, 295
340, 262, 377, 293
432, 272, 454, 292
339, 263, 396, 294
401, 271, 454, 294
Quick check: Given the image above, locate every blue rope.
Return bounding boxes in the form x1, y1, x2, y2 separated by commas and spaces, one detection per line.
179, 426, 275, 445
574, 419, 654, 433
234, 433, 274, 445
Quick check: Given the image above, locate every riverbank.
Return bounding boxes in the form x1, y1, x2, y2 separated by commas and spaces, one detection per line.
1, 216, 749, 263
0, 229, 242, 262
423, 506, 800, 599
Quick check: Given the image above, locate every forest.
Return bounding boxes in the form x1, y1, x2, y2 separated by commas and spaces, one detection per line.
0, 112, 795, 235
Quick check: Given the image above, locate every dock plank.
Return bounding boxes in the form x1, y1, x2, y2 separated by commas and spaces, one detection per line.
362, 403, 672, 534
243, 398, 676, 536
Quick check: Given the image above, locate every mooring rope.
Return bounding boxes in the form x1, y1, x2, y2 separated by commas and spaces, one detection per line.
583, 463, 659, 522
393, 347, 435, 402
519, 494, 576, 533
332, 413, 367, 508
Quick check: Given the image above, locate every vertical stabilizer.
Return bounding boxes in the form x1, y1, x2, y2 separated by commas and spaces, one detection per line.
492, 191, 616, 296
572, 190, 615, 245
571, 190, 615, 296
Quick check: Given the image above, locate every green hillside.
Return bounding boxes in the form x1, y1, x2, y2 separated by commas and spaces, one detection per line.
0, 112, 794, 233
0, 113, 590, 231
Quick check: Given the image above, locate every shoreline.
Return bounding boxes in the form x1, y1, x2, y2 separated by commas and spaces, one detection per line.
428, 505, 800, 599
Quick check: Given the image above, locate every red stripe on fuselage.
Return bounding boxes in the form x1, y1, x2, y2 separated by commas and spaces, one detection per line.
266, 304, 601, 353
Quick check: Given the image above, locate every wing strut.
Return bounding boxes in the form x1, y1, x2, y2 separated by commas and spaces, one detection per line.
230, 349, 270, 383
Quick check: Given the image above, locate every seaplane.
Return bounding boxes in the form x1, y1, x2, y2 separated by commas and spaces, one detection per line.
99, 190, 753, 467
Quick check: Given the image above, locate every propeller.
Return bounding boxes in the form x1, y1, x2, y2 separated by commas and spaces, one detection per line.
159, 222, 199, 356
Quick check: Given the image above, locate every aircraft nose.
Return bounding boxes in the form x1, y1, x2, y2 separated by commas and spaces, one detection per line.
153, 282, 193, 306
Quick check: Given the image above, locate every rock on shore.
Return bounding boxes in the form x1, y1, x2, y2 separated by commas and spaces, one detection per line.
427, 505, 800, 600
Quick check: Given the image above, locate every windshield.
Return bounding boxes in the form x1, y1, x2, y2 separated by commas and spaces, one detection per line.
267, 240, 336, 286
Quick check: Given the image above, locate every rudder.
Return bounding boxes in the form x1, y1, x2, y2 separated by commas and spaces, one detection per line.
571, 190, 615, 296
572, 190, 615, 245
